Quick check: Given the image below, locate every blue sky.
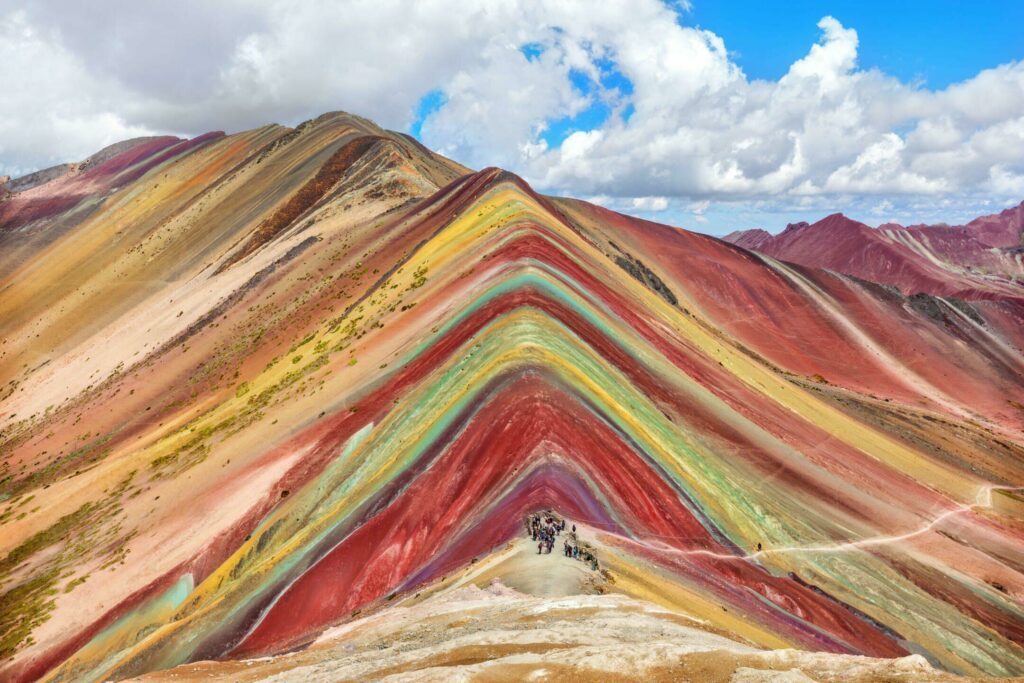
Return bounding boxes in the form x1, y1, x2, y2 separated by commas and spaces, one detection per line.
410, 1, 1024, 148
688, 0, 1024, 88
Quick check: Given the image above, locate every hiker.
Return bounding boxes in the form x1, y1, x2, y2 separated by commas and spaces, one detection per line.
538, 541, 543, 554
756, 542, 762, 552
572, 524, 576, 533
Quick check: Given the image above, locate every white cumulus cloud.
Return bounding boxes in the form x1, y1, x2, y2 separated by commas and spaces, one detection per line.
1, 1, 1021, 232
632, 196, 669, 212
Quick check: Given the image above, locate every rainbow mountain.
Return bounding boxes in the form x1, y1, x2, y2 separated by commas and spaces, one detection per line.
1, 111, 1023, 681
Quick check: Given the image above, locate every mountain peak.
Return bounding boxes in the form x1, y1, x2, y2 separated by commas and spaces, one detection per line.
965, 199, 1024, 247
3, 111, 1024, 682
813, 212, 871, 232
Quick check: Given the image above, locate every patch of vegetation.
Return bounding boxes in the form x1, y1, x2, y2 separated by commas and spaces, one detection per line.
0, 502, 96, 577
63, 575, 89, 593
409, 264, 428, 289
145, 406, 260, 480
0, 568, 59, 659
0, 435, 112, 499
149, 442, 211, 479
0, 471, 135, 661
292, 332, 317, 351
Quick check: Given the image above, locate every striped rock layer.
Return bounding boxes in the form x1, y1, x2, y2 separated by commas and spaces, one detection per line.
0, 112, 1023, 681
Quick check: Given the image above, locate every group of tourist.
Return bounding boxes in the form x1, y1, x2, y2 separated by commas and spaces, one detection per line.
524, 511, 599, 571
564, 537, 599, 570
526, 512, 565, 553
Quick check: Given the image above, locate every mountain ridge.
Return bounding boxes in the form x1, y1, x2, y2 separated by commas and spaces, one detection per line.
723, 205, 1024, 301
1, 111, 1023, 681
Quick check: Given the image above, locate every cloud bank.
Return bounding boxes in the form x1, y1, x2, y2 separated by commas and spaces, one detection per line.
2, 1, 1022, 231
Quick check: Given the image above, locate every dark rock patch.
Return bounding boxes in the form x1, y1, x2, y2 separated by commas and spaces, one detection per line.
613, 254, 678, 307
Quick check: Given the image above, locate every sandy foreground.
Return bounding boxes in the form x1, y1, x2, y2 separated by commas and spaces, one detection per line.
132, 537, 981, 683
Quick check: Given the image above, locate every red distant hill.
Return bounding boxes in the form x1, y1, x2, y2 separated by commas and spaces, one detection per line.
723, 203, 1024, 300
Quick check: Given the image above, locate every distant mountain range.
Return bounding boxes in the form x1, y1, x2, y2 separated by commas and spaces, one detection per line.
724, 202, 1024, 300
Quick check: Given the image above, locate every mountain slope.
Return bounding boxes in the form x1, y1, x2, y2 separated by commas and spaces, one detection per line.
0, 114, 1022, 681
965, 201, 1024, 249
137, 553, 972, 683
